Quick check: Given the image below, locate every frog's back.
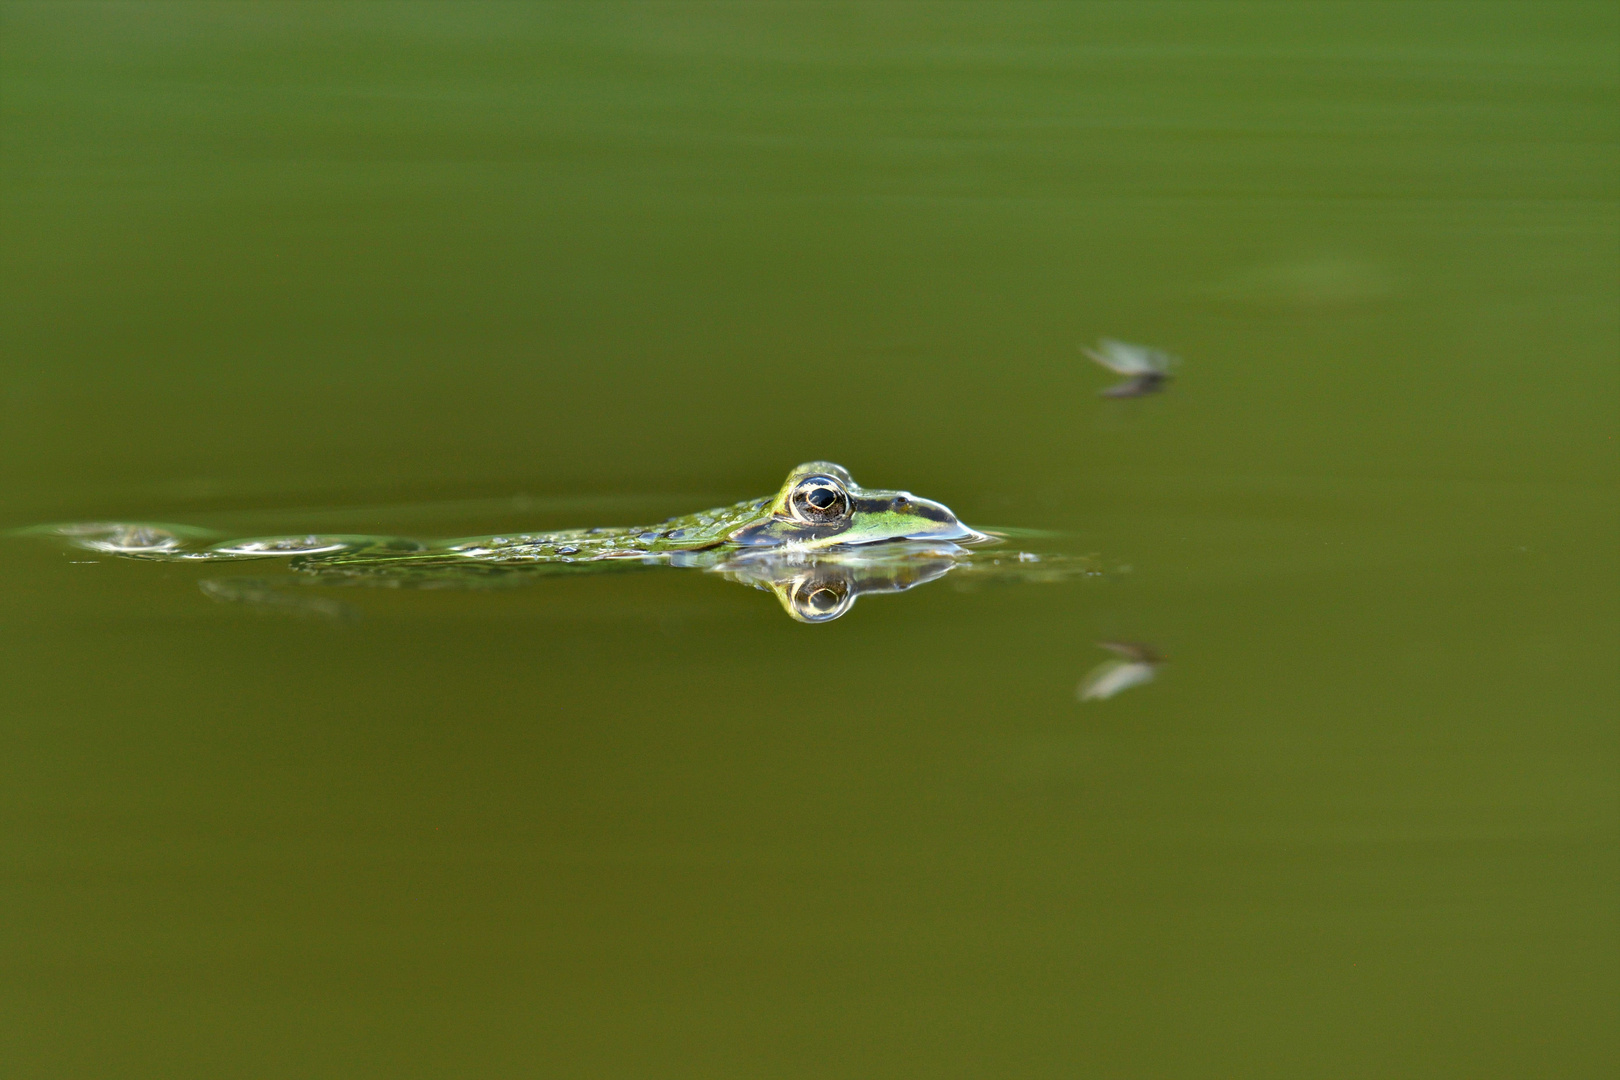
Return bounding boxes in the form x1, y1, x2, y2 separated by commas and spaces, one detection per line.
425, 495, 771, 564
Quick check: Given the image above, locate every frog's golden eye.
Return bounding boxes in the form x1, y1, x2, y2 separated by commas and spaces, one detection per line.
788, 475, 851, 525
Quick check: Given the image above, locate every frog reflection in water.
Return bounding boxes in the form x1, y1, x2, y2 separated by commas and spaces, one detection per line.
40, 463, 1081, 623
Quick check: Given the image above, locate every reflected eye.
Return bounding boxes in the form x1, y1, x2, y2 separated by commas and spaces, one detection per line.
805, 587, 841, 613
788, 476, 852, 524
788, 576, 852, 622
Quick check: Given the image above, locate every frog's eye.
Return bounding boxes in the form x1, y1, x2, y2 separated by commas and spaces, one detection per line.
787, 475, 852, 525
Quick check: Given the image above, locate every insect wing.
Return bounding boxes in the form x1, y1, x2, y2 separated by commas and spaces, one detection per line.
1086, 338, 1179, 376
1078, 659, 1158, 701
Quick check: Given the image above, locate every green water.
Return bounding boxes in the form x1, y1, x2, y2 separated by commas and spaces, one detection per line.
2, 2, 1615, 1075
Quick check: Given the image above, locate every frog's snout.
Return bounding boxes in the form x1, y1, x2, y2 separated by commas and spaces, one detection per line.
893, 494, 990, 545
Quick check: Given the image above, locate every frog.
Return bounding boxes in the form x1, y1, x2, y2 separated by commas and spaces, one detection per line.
423, 460, 989, 564
29, 463, 1020, 622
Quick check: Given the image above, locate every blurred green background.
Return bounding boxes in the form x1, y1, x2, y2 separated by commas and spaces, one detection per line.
1, 2, 1615, 1077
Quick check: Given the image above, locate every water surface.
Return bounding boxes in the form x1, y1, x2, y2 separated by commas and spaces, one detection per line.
1, 3, 1615, 1077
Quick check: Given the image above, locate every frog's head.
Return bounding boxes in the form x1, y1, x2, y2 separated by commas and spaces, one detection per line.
727, 462, 987, 551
